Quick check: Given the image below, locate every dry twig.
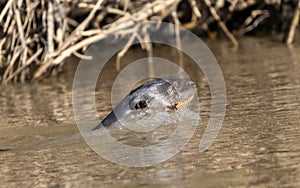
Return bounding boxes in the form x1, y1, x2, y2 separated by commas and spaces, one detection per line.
286, 0, 300, 45
203, 0, 239, 47
0, 0, 298, 82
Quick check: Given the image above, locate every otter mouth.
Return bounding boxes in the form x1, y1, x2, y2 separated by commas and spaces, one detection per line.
175, 95, 195, 110
176, 100, 190, 110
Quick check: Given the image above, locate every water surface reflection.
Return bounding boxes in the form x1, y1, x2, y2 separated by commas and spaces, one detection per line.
0, 38, 299, 187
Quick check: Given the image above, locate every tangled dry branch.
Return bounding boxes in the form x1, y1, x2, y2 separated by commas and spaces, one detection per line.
0, 0, 299, 83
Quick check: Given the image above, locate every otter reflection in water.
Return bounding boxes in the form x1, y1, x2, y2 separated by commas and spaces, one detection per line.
93, 78, 197, 130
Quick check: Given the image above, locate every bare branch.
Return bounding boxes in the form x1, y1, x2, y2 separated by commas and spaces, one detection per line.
286, 1, 300, 45
203, 0, 239, 47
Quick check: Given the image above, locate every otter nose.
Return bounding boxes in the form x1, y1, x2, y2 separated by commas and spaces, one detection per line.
188, 81, 196, 88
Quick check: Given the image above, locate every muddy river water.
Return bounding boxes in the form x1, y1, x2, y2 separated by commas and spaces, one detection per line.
0, 37, 300, 187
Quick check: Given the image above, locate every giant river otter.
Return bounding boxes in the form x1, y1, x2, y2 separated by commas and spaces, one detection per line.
92, 77, 196, 130
1, 77, 197, 151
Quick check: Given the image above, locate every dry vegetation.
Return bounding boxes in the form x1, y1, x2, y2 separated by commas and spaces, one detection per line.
0, 0, 299, 83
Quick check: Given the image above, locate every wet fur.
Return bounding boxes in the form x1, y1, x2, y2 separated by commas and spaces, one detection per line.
93, 78, 196, 130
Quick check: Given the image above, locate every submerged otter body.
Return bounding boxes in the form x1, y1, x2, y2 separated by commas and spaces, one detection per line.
1, 78, 196, 152
93, 78, 196, 130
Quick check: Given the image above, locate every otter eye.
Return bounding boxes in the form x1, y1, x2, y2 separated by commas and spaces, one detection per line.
135, 100, 147, 109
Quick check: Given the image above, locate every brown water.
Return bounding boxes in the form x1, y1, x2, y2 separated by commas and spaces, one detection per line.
0, 37, 300, 187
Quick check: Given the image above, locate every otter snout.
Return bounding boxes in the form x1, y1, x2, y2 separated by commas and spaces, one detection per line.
188, 80, 196, 88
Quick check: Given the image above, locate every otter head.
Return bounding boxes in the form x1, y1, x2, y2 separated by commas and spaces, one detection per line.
127, 78, 197, 112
